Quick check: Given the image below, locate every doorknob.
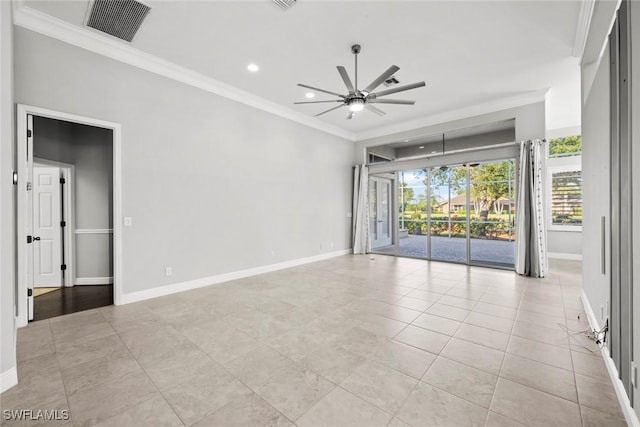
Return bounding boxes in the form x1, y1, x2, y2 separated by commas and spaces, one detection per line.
33, 236, 41, 241
377, 220, 383, 223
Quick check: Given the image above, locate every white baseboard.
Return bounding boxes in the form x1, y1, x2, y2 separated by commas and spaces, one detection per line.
74, 277, 114, 285
119, 249, 351, 305
0, 366, 18, 393
581, 290, 640, 427
548, 252, 583, 261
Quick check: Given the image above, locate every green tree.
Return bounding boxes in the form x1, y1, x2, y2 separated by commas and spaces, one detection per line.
468, 161, 512, 218
549, 136, 582, 157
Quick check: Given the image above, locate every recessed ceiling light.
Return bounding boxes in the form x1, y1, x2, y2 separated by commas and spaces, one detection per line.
419, 146, 425, 149
305, 92, 315, 99
431, 150, 439, 154
247, 63, 259, 72
404, 139, 409, 142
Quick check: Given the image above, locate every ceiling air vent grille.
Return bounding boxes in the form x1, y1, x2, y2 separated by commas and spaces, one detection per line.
274, 0, 296, 10
87, 0, 150, 42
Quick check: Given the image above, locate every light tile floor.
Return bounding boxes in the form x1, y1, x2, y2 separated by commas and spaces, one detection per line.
1, 255, 626, 426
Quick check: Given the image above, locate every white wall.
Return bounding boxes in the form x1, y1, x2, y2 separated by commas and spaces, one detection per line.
33, 116, 114, 281
0, 1, 17, 391
14, 27, 354, 297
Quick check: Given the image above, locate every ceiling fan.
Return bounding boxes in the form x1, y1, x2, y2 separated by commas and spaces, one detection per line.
295, 44, 426, 120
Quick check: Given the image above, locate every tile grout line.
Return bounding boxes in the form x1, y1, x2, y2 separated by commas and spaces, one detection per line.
562, 279, 587, 427
106, 312, 188, 427
48, 319, 77, 427
484, 277, 525, 426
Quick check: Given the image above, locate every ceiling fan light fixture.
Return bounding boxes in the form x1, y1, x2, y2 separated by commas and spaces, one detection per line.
349, 98, 365, 112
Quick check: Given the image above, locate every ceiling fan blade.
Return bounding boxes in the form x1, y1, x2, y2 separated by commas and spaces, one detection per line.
337, 66, 355, 94
362, 65, 400, 94
365, 104, 386, 116
294, 100, 343, 104
367, 99, 415, 105
369, 81, 426, 98
346, 111, 354, 120
298, 83, 345, 99
315, 104, 346, 117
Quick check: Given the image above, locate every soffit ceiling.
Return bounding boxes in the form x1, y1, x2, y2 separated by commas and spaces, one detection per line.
23, 0, 582, 137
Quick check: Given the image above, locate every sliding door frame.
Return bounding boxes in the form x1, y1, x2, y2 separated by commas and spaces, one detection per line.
370, 152, 518, 270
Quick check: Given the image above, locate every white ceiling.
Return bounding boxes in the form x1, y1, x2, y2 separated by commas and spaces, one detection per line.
24, 0, 582, 137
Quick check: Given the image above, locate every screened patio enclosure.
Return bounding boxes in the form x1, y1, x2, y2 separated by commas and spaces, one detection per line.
370, 158, 516, 269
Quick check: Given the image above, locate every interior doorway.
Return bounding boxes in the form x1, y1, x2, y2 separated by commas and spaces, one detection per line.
17, 105, 122, 326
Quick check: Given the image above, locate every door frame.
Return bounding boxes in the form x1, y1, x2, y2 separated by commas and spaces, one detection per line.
369, 175, 394, 249
33, 158, 75, 288
377, 157, 518, 269
17, 104, 122, 327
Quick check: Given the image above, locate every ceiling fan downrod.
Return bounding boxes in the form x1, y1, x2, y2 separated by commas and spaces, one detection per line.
352, 44, 361, 93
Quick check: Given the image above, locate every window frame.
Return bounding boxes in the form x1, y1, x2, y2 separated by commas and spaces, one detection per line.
546, 161, 583, 232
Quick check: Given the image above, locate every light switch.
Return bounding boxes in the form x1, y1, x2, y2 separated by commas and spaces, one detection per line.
124, 217, 133, 227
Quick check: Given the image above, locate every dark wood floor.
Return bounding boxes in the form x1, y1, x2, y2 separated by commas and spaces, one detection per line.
33, 285, 113, 322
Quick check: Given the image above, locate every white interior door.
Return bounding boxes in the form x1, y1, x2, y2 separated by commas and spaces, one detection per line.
370, 177, 393, 248
33, 166, 63, 288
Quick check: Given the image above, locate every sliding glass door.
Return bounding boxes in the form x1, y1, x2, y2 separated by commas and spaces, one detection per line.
397, 170, 427, 258
469, 160, 516, 267
372, 158, 516, 269
430, 165, 468, 263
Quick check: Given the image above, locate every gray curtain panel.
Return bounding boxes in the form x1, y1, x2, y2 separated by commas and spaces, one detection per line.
352, 164, 370, 254
515, 139, 548, 277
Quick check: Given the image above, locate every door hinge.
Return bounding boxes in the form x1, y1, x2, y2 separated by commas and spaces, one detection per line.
27, 129, 32, 138
60, 220, 66, 227
26, 182, 32, 191
27, 288, 32, 297
27, 235, 33, 244
61, 264, 67, 271
60, 177, 66, 184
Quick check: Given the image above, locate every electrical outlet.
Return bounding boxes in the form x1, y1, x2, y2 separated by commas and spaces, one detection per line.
165, 267, 172, 277
123, 217, 133, 227
330, 241, 334, 248
270, 250, 275, 258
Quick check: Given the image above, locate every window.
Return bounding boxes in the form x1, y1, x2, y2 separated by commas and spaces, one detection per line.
548, 135, 582, 158
546, 133, 582, 231
550, 169, 582, 227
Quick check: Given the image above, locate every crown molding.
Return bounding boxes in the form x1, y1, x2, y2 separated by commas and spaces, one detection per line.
354, 89, 549, 142
12, 4, 356, 141
572, 0, 595, 59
